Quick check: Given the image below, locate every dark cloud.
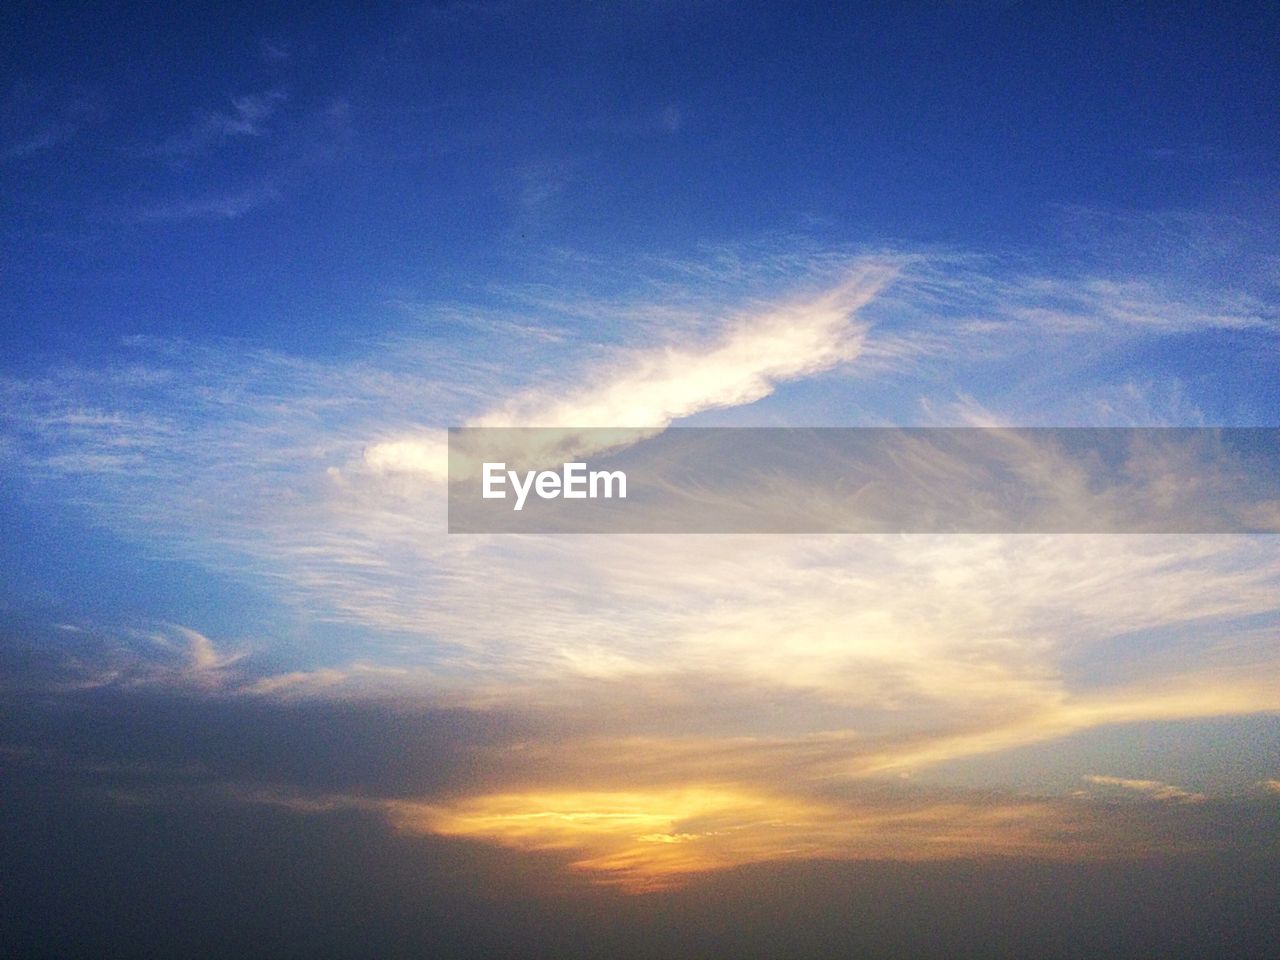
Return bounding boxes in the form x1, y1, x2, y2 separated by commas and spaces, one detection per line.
2, 755, 1277, 959
3, 629, 1279, 958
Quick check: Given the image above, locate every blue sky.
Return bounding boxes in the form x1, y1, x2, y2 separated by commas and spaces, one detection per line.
2, 1, 1279, 949
5, 1, 1277, 356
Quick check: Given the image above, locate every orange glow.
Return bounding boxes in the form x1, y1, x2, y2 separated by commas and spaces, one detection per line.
390, 786, 1093, 892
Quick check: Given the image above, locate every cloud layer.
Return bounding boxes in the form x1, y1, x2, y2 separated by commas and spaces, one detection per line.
2, 240, 1278, 889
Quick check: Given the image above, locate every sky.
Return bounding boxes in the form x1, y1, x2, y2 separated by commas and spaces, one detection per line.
2, 2, 1279, 957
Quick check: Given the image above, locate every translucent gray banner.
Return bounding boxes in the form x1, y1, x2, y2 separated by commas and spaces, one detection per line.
447, 428, 1280, 534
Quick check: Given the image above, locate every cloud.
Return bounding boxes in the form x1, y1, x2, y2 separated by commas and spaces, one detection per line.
399, 787, 1073, 891
2, 242, 1279, 855
862, 257, 1277, 376
475, 265, 890, 428
19, 618, 411, 702
4, 123, 75, 157
259, 39, 290, 62
1, 85, 105, 158
658, 105, 683, 132
1082, 775, 1206, 804
362, 261, 892, 477
50, 623, 246, 693
6, 689, 1278, 954
1006, 277, 1273, 335
362, 436, 450, 480
145, 90, 288, 158
7, 641, 1270, 895
513, 159, 575, 213
132, 182, 282, 222
238, 668, 353, 697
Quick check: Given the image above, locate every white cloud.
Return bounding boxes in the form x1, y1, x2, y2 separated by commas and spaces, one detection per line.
362, 436, 450, 480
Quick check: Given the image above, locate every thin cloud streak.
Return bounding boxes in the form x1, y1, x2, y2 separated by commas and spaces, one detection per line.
141, 90, 288, 158
131, 182, 283, 223
1082, 775, 1206, 804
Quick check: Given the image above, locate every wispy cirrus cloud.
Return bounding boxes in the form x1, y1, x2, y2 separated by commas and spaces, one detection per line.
0, 81, 107, 159
130, 181, 283, 223
142, 89, 288, 159
258, 39, 291, 63
3, 241, 1278, 645
28, 619, 418, 703
52, 623, 245, 693
1004, 277, 1273, 335
110, 87, 287, 222
4, 122, 76, 158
